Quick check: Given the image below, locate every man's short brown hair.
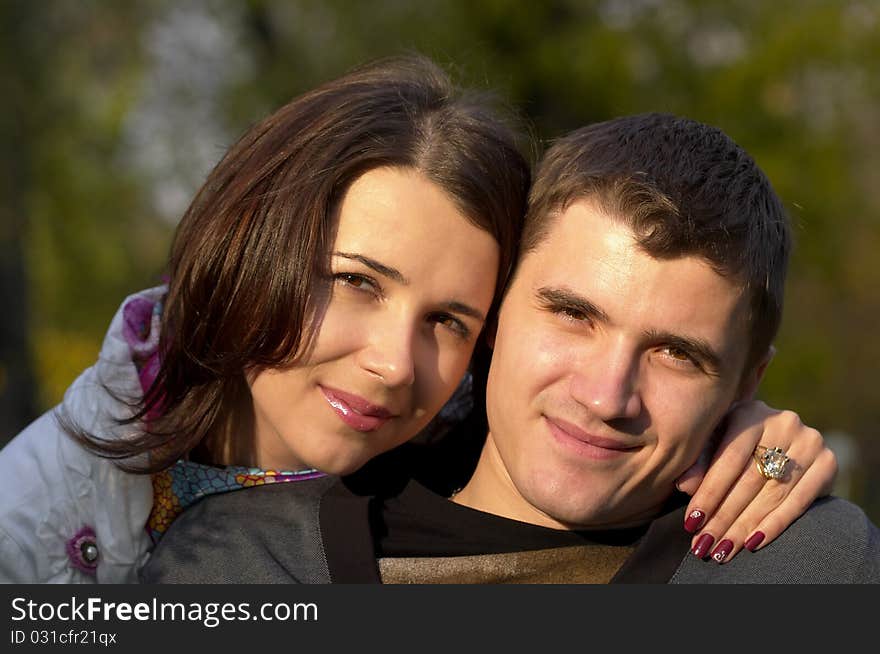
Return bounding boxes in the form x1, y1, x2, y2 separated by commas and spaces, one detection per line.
521, 113, 791, 370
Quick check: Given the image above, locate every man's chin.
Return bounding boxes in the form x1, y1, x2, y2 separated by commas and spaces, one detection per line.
524, 485, 658, 531
522, 488, 615, 530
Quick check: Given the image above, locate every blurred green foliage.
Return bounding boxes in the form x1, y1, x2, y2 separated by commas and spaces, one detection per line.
4, 0, 878, 520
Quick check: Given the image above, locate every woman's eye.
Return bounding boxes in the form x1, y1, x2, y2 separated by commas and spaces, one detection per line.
430, 313, 470, 339
334, 273, 378, 294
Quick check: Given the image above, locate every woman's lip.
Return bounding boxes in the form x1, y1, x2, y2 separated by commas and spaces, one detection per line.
320, 386, 395, 432
544, 415, 640, 458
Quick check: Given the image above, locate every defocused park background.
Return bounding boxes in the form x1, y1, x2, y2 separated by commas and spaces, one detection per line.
1, 0, 878, 523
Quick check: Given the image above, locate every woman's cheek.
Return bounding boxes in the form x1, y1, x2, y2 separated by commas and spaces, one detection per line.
308, 301, 369, 359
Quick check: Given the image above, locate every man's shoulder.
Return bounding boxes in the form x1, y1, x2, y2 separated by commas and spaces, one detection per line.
177, 474, 338, 519
672, 497, 880, 584
142, 476, 340, 584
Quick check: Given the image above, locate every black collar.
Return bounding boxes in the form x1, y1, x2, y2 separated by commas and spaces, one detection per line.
321, 477, 692, 584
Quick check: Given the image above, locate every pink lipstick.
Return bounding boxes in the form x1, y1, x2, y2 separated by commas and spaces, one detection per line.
320, 386, 394, 432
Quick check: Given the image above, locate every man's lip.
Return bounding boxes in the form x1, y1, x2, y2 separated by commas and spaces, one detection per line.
544, 415, 640, 452
320, 386, 394, 420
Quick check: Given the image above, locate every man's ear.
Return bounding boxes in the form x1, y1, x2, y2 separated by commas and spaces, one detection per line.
736, 345, 775, 402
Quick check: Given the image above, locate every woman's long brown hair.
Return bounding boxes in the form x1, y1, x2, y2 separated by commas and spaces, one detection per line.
65, 55, 530, 473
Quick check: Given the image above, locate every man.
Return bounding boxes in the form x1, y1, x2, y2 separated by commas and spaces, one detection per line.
143, 114, 879, 583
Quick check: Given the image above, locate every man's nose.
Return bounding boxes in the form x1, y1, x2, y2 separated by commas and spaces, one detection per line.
569, 344, 642, 421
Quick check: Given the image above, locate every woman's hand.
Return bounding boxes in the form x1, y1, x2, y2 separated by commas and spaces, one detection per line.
675, 401, 838, 563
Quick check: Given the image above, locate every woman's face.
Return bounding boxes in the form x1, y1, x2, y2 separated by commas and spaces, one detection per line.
248, 166, 501, 474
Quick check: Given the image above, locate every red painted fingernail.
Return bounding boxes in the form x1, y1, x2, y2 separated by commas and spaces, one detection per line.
710, 539, 734, 563
744, 531, 765, 552
684, 509, 705, 533
691, 533, 715, 559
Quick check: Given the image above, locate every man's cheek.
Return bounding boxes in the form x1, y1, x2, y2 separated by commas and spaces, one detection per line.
666, 411, 725, 473
520, 329, 572, 378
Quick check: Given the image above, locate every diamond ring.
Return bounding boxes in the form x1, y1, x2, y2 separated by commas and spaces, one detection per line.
753, 445, 790, 480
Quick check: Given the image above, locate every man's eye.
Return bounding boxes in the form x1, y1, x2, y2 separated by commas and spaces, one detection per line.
662, 346, 698, 368
666, 347, 689, 360
554, 305, 590, 324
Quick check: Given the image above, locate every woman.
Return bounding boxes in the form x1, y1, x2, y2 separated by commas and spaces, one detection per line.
0, 55, 836, 583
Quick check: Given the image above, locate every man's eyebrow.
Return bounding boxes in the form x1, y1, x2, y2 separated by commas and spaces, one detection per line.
538, 286, 724, 372
536, 286, 610, 323
645, 330, 723, 372
333, 252, 409, 285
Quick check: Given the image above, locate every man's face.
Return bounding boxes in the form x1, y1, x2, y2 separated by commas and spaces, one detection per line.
473, 199, 759, 529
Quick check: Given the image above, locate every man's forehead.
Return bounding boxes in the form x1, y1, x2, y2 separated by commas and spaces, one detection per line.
520, 200, 633, 273
511, 202, 752, 358
521, 199, 741, 291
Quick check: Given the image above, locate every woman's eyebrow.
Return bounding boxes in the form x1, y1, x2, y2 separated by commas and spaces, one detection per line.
334, 251, 486, 323
333, 252, 409, 285
443, 301, 486, 323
